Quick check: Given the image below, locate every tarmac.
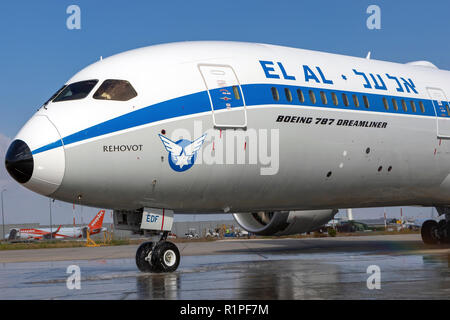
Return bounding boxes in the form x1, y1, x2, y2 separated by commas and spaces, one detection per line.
0, 234, 449, 299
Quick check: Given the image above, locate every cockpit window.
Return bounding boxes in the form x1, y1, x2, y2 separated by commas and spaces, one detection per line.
42, 85, 66, 108
53, 80, 99, 102
93, 80, 137, 101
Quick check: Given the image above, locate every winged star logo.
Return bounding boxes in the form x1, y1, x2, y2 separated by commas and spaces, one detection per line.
159, 134, 207, 172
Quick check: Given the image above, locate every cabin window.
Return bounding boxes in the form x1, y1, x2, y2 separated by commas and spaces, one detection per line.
383, 97, 389, 110
309, 90, 316, 104
297, 89, 305, 103
271, 87, 279, 101
53, 80, 99, 102
352, 94, 359, 107
410, 100, 417, 113
331, 92, 339, 106
342, 93, 349, 107
93, 80, 137, 101
232, 86, 241, 100
401, 99, 408, 112
320, 91, 327, 104
285, 88, 293, 102
419, 101, 425, 113
363, 95, 370, 108
392, 98, 399, 111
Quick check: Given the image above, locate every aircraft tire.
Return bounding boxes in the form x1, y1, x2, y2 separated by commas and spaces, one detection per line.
438, 220, 450, 243
136, 241, 156, 272
421, 220, 439, 245
151, 241, 180, 273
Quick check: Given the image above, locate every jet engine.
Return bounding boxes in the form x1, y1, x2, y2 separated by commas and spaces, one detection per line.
7, 228, 18, 241
232, 209, 338, 236
82, 227, 89, 238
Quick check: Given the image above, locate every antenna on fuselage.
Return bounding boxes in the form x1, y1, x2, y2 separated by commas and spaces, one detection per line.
366, 51, 371, 60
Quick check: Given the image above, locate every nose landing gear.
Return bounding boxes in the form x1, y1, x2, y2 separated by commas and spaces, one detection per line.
113, 208, 179, 273
136, 231, 181, 273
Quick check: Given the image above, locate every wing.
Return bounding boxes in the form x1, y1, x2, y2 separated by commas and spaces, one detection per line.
184, 134, 207, 157
159, 134, 183, 156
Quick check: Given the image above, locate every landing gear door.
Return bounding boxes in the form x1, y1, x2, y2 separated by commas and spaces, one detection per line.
140, 208, 174, 232
427, 87, 450, 139
198, 64, 247, 129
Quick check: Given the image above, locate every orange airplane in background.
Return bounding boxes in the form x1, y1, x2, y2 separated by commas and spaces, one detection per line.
6, 210, 106, 240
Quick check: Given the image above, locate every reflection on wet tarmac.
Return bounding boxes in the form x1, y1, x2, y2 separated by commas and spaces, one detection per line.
136, 273, 180, 300
423, 253, 450, 268
1, 249, 449, 299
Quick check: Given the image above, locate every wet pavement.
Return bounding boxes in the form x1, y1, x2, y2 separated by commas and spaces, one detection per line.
0, 236, 449, 299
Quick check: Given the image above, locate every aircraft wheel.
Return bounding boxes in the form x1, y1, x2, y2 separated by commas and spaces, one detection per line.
438, 220, 450, 243
421, 220, 439, 245
136, 241, 156, 272
151, 241, 180, 273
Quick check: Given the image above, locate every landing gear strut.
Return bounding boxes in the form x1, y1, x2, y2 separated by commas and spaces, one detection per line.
421, 214, 450, 245
135, 231, 180, 273
113, 207, 180, 273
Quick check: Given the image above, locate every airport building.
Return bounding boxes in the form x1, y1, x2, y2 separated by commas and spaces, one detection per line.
2, 219, 242, 240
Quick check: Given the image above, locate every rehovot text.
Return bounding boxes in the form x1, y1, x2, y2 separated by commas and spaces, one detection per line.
103, 144, 143, 152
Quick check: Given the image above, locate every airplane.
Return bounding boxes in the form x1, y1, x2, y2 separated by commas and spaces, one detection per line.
4, 41, 450, 273
6, 209, 106, 240
7, 225, 62, 241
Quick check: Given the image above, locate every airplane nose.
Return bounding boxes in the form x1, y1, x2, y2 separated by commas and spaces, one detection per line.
5, 139, 34, 184
7, 115, 65, 196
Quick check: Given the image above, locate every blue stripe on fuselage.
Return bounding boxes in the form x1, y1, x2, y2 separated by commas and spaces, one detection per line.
31, 83, 438, 155
245, 84, 436, 117
32, 90, 211, 154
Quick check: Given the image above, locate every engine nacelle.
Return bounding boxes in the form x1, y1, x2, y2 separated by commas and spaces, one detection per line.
232, 209, 338, 236
81, 226, 89, 238
7, 228, 18, 241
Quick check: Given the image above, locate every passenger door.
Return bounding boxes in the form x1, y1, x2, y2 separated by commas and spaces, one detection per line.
427, 87, 450, 139
198, 64, 247, 129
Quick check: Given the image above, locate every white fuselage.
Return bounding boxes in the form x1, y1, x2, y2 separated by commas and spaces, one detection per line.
14, 227, 83, 240
7, 41, 450, 213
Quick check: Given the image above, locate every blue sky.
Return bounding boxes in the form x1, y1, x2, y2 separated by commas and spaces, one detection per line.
1, 0, 450, 137
0, 0, 448, 224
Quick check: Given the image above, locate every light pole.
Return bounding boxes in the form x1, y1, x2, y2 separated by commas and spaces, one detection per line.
1, 189, 6, 241
49, 198, 53, 238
